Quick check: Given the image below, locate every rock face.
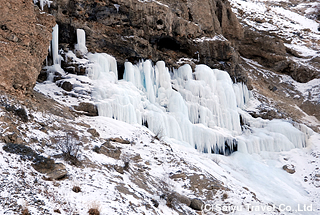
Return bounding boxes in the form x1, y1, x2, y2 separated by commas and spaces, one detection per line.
239, 29, 287, 69
46, 0, 245, 82
0, 0, 55, 93
239, 28, 318, 83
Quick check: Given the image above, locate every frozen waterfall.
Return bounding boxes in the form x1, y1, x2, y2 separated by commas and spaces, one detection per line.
47, 28, 310, 155
89, 54, 309, 155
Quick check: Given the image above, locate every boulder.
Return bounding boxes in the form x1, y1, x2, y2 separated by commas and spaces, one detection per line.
46, 163, 68, 180
108, 137, 131, 144
167, 192, 191, 207
98, 141, 121, 159
3, 143, 36, 159
283, 164, 295, 174
73, 102, 98, 116
87, 128, 100, 138
3, 143, 68, 180
33, 156, 68, 180
60, 81, 73, 92
189, 198, 204, 211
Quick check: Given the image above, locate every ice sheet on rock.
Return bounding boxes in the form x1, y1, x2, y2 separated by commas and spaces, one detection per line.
173, 64, 242, 132
40, 26, 311, 155
233, 82, 253, 109
42, 24, 64, 82
45, 64, 66, 82
238, 110, 308, 153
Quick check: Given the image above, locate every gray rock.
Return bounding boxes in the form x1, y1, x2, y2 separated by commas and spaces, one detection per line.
73, 102, 98, 116
87, 128, 100, 138
32, 155, 68, 180
283, 164, 295, 174
61, 81, 73, 92
98, 141, 121, 159
189, 198, 204, 211
46, 163, 68, 180
167, 192, 191, 207
49, 0, 246, 83
108, 137, 131, 144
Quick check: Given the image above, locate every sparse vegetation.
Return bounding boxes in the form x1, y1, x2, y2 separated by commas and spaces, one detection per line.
56, 131, 81, 166
153, 127, 164, 142
212, 154, 220, 165
88, 201, 101, 215
21, 208, 30, 215
88, 208, 100, 215
72, 185, 81, 193
53, 209, 61, 213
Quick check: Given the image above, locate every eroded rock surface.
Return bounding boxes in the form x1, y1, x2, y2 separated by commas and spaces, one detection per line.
46, 0, 246, 82
0, 0, 55, 93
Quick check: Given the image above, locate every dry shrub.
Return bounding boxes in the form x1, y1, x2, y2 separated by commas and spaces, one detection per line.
55, 131, 81, 166
153, 127, 164, 142
21, 201, 30, 215
222, 193, 228, 201
72, 185, 81, 193
88, 201, 101, 215
88, 208, 100, 215
21, 208, 30, 215
53, 209, 61, 213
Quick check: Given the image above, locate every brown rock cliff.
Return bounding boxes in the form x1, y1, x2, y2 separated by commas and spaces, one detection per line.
0, 0, 55, 94
46, 0, 245, 82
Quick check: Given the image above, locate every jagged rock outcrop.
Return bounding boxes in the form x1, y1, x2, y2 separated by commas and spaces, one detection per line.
239, 27, 319, 83
0, 0, 55, 93
45, 0, 245, 82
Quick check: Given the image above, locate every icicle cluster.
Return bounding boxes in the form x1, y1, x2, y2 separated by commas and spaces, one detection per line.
48, 28, 310, 155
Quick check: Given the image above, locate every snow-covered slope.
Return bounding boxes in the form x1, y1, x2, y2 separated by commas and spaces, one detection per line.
230, 0, 320, 104
1, 0, 320, 214
0, 105, 319, 214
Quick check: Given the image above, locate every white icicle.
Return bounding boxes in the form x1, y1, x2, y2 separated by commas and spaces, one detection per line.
51, 24, 60, 65
75, 29, 88, 55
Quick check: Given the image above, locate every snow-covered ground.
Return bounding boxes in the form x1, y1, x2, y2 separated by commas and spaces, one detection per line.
0, 108, 319, 214
1, 0, 319, 214
31, 54, 320, 214
230, 0, 320, 100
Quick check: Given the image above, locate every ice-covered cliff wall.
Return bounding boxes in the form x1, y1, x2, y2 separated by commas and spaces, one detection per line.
42, 27, 311, 156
